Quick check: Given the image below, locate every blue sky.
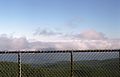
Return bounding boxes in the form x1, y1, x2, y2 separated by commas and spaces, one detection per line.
0, 0, 120, 40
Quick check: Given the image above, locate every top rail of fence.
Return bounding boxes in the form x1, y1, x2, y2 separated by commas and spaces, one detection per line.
0, 49, 120, 54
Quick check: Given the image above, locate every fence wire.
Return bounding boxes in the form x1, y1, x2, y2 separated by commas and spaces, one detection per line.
73, 52, 119, 77
21, 53, 70, 77
0, 54, 18, 77
0, 50, 120, 77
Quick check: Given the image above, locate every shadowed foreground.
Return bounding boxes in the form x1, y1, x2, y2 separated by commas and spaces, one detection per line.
0, 58, 119, 77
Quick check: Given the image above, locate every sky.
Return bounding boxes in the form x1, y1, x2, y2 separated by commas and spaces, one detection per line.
0, 0, 120, 50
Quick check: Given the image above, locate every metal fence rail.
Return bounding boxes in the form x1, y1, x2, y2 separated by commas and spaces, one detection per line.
0, 49, 120, 77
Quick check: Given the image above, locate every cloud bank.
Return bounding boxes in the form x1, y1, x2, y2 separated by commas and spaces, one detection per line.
0, 30, 120, 50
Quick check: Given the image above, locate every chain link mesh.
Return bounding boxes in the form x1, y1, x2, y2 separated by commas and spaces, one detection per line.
0, 50, 120, 77
0, 54, 18, 77
21, 53, 70, 77
73, 52, 119, 77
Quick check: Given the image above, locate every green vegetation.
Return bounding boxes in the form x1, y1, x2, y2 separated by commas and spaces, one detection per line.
0, 58, 119, 77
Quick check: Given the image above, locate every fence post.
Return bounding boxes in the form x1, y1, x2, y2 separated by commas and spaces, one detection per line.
18, 52, 21, 77
70, 51, 73, 77
119, 50, 120, 72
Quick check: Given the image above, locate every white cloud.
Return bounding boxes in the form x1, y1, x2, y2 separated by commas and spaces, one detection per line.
73, 29, 107, 40
0, 34, 29, 50
0, 29, 120, 51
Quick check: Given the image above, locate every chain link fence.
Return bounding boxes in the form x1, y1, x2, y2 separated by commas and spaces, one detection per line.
0, 53, 18, 77
0, 50, 120, 77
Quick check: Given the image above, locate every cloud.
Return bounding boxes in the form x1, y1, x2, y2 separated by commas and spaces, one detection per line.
73, 29, 107, 40
33, 28, 62, 36
0, 34, 29, 50
0, 29, 120, 51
